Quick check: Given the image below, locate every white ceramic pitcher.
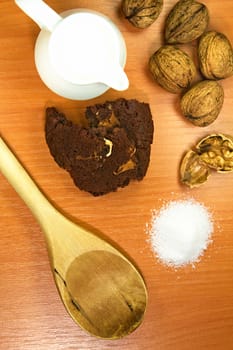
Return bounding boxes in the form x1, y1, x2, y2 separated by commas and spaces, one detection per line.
15, 0, 129, 100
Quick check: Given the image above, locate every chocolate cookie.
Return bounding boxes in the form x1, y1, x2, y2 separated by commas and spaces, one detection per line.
45, 98, 154, 196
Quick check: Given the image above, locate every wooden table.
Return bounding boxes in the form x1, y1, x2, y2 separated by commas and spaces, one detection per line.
1, 1, 233, 349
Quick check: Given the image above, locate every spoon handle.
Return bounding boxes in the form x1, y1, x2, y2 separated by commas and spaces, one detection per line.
0, 136, 56, 225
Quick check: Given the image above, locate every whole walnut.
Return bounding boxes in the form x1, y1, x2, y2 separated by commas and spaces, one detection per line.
198, 31, 233, 80
180, 80, 224, 126
165, 0, 209, 44
122, 0, 163, 29
149, 45, 196, 93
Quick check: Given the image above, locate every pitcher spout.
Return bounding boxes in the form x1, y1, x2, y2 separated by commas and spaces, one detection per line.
101, 67, 129, 91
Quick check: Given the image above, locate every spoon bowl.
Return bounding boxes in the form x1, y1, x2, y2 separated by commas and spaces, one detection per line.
0, 136, 147, 339
58, 250, 147, 338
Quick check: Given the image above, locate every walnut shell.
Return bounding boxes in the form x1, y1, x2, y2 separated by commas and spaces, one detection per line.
149, 45, 196, 93
122, 0, 163, 29
198, 31, 233, 80
196, 134, 233, 172
180, 80, 224, 126
180, 134, 233, 188
165, 0, 209, 44
180, 149, 210, 188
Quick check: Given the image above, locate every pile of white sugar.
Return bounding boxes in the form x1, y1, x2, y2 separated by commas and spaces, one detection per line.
148, 199, 213, 268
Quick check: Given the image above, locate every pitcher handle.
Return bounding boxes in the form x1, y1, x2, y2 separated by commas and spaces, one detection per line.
15, 0, 62, 32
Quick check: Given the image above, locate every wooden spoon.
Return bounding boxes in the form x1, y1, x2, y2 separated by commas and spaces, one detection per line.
0, 136, 147, 339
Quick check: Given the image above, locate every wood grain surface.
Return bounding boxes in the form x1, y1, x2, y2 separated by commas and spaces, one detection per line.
0, 1, 233, 349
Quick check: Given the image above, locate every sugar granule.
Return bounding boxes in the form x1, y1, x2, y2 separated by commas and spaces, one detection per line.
148, 199, 213, 267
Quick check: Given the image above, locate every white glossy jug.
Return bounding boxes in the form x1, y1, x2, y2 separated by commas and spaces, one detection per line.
15, 0, 129, 100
